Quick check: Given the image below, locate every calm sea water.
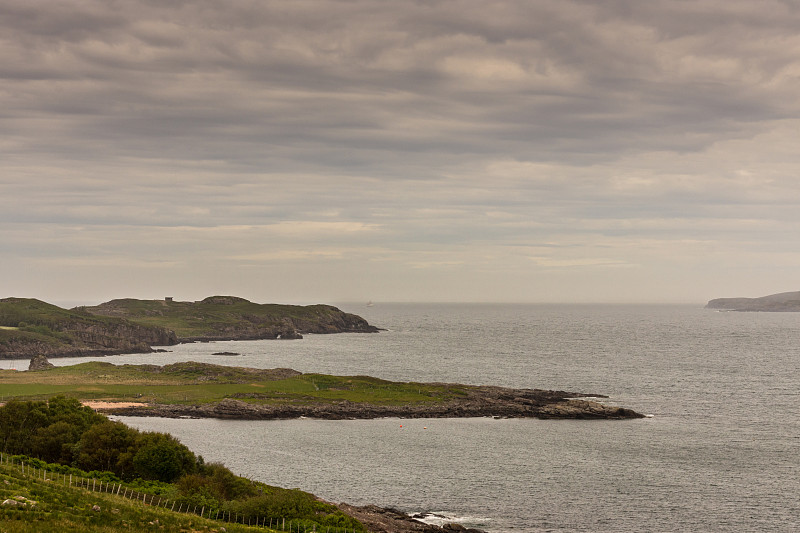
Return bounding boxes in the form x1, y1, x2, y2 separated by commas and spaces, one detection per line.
6, 304, 800, 531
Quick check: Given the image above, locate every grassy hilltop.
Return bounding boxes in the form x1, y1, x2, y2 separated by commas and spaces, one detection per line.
0, 298, 176, 360
0, 361, 465, 407
78, 296, 379, 340
0, 296, 379, 359
0, 360, 643, 421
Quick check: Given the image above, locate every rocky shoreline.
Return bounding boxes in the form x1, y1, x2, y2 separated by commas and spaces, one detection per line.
335, 504, 488, 533
102, 384, 644, 421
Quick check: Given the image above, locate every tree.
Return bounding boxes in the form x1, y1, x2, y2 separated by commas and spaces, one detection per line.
132, 432, 198, 482
75, 420, 138, 477
0, 400, 50, 454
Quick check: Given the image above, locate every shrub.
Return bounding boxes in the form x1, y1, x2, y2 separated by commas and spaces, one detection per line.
133, 432, 198, 483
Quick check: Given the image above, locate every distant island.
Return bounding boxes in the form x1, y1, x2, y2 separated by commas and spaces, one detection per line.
0, 296, 379, 359
706, 290, 800, 312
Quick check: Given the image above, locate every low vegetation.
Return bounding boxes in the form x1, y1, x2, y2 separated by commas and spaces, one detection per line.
0, 361, 462, 407
0, 296, 378, 359
0, 298, 176, 359
0, 398, 365, 533
78, 296, 378, 339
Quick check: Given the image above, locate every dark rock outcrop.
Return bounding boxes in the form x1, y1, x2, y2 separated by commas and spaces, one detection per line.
336, 504, 487, 533
0, 298, 178, 360
28, 354, 54, 371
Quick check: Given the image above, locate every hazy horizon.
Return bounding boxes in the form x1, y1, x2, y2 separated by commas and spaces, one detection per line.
3, 1, 799, 305
21, 294, 784, 311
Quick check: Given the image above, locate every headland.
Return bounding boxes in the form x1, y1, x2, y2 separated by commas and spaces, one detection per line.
0, 296, 379, 359
2, 359, 644, 421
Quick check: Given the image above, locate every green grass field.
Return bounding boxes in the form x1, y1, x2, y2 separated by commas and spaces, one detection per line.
78, 297, 368, 338
0, 462, 260, 533
0, 458, 357, 533
0, 361, 465, 407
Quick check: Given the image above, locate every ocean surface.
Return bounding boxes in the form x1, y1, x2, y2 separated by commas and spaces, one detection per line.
5, 303, 800, 531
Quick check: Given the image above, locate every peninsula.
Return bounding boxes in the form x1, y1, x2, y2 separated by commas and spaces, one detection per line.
1, 360, 644, 421
705, 290, 800, 312
0, 296, 379, 359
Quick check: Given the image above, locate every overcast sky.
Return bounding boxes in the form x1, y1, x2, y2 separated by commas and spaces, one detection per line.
2, 0, 799, 306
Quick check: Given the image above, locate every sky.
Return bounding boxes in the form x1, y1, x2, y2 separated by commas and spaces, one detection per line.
2, 0, 799, 306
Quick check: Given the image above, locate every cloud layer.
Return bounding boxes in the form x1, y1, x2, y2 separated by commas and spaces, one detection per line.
2, 0, 800, 304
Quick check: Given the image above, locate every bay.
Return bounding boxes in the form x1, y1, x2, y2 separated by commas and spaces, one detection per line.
6, 303, 800, 531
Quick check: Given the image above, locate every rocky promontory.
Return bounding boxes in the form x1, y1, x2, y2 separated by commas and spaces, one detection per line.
0, 298, 178, 360
0, 296, 380, 359
79, 295, 380, 341
706, 290, 800, 311
102, 383, 644, 421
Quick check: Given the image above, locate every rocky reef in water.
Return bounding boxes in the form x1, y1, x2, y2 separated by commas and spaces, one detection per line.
336, 504, 489, 533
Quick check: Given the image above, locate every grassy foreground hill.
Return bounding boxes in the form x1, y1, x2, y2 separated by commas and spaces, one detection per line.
0, 459, 268, 533
0, 397, 365, 533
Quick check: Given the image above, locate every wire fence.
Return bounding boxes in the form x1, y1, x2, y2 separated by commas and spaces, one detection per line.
0, 452, 358, 533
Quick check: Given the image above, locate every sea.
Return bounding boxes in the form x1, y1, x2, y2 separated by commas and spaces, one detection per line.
3, 303, 799, 532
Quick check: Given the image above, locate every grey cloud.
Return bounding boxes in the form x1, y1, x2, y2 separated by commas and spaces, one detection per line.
4, 0, 797, 172
3, 0, 800, 302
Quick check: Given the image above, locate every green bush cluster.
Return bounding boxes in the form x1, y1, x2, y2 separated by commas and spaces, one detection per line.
0, 399, 366, 532
172, 463, 364, 530
0, 397, 201, 482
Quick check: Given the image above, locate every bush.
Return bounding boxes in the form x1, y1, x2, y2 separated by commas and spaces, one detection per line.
133, 432, 199, 483
74, 420, 137, 477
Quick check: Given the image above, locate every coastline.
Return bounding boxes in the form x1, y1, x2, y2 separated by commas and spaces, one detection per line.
97, 388, 644, 421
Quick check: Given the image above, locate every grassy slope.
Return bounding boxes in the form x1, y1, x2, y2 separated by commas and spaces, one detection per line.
0, 362, 463, 406
0, 298, 174, 355
0, 298, 127, 331
79, 297, 364, 338
0, 460, 327, 533
0, 299, 97, 353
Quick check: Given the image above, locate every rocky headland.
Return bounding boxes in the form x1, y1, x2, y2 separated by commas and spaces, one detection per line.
706, 290, 800, 311
79, 295, 381, 341
0, 297, 177, 360
0, 296, 379, 359
102, 383, 643, 421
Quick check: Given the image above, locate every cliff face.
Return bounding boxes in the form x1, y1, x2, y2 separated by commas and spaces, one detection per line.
0, 298, 177, 359
0, 296, 380, 359
706, 291, 800, 311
